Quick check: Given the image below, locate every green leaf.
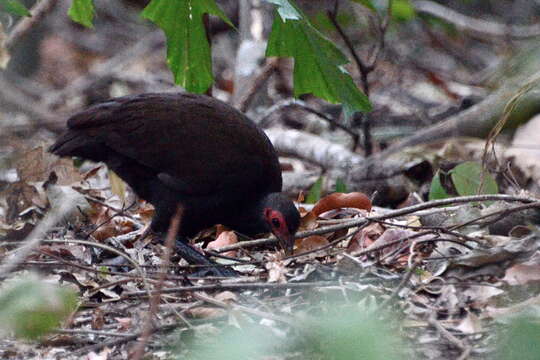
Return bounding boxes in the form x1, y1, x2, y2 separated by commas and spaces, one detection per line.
0, 0, 30, 17
428, 170, 451, 200
0, 275, 78, 339
349, 0, 376, 12
450, 161, 498, 196
265, 0, 371, 117
335, 178, 347, 193
391, 0, 416, 22
306, 177, 323, 204
141, 0, 233, 93
68, 0, 95, 28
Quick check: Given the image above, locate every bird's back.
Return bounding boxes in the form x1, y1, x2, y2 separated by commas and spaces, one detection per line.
50, 93, 282, 199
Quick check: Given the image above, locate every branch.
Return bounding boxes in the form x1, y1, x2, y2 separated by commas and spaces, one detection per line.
5, 0, 60, 50
414, 0, 540, 38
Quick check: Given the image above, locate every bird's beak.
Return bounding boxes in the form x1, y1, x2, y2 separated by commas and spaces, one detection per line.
276, 232, 295, 255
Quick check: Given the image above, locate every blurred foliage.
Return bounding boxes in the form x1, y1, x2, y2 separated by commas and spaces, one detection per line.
306, 176, 324, 203
0, 0, 30, 17
68, 0, 95, 28
175, 303, 405, 360
390, 0, 416, 22
497, 316, 540, 360
335, 178, 348, 193
0, 274, 78, 339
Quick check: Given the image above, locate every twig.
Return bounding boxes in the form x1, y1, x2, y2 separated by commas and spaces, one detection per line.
55, 328, 135, 338
5, 0, 59, 49
131, 206, 182, 360
414, 0, 540, 39
193, 292, 294, 325
215, 194, 539, 253
258, 98, 360, 148
0, 195, 74, 276
327, 0, 392, 155
380, 259, 420, 307
237, 58, 278, 112
327, 0, 370, 94
43, 30, 164, 109
428, 312, 472, 360
122, 281, 340, 298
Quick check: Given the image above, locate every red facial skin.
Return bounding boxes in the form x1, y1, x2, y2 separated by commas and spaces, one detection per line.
264, 208, 294, 255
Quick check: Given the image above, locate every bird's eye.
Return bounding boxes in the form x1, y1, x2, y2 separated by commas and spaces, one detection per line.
271, 218, 281, 228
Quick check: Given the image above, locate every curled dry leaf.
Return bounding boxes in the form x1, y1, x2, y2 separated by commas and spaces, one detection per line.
89, 204, 136, 241
347, 222, 385, 253
311, 192, 372, 217
115, 317, 132, 331
91, 308, 105, 330
206, 230, 238, 257
300, 210, 318, 230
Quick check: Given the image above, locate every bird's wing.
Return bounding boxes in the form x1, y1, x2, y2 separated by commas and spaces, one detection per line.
66, 93, 281, 196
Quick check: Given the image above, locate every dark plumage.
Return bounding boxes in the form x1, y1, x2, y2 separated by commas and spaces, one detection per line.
49, 93, 300, 274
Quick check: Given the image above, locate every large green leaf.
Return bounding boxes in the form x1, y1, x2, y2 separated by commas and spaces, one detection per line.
265, 0, 371, 117
68, 0, 95, 28
141, 0, 232, 93
450, 161, 498, 196
428, 170, 451, 200
0, 0, 30, 17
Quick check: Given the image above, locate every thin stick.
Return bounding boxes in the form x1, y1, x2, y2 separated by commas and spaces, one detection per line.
0, 197, 74, 276
131, 206, 183, 360
6, 0, 59, 49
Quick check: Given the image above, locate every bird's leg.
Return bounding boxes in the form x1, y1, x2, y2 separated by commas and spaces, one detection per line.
175, 237, 238, 277
152, 203, 237, 277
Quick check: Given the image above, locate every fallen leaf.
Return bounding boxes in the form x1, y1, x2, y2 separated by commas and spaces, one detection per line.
347, 222, 385, 253
312, 192, 372, 217
294, 235, 329, 254
206, 230, 238, 257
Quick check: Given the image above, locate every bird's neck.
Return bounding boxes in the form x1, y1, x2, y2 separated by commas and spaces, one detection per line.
225, 193, 273, 236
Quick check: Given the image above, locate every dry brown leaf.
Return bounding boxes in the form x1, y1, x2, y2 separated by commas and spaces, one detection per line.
300, 210, 318, 230
294, 235, 329, 254
115, 317, 133, 331
16, 146, 83, 185
312, 192, 371, 217
4, 182, 39, 223
108, 170, 126, 203
504, 264, 540, 285
189, 307, 226, 318
206, 230, 238, 257
91, 308, 105, 330
89, 204, 136, 241
347, 222, 385, 253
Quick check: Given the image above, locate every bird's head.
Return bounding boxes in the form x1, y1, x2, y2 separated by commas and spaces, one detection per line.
262, 193, 301, 255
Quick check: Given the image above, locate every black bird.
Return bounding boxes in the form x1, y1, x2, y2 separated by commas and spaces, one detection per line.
50, 93, 301, 275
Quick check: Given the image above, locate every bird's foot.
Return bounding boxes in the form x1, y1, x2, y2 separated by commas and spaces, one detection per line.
175, 239, 238, 277
191, 265, 238, 277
